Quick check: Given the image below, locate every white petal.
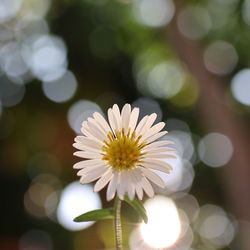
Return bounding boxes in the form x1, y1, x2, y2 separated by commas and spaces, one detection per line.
135, 115, 148, 137
73, 159, 103, 169
140, 122, 165, 142
143, 153, 177, 159
73, 151, 102, 159
108, 108, 118, 134
88, 118, 107, 138
127, 171, 135, 200
142, 140, 175, 151
143, 158, 173, 167
135, 184, 143, 200
93, 112, 111, 134
141, 147, 176, 154
128, 107, 139, 133
121, 104, 131, 133
112, 104, 122, 131
139, 113, 157, 137
73, 142, 101, 153
81, 123, 104, 145
130, 170, 144, 200
94, 168, 113, 192
79, 166, 107, 183
140, 167, 165, 188
86, 119, 106, 141
77, 164, 106, 176
142, 159, 172, 173
117, 172, 126, 200
141, 177, 154, 197
107, 172, 119, 201
81, 121, 92, 137
74, 136, 102, 149
145, 131, 167, 144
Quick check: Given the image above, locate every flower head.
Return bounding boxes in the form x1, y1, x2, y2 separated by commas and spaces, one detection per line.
73, 104, 175, 201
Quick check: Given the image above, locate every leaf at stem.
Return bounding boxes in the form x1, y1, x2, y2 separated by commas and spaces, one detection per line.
124, 196, 148, 224
74, 208, 114, 222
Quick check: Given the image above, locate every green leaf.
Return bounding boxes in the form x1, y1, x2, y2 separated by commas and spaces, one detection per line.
74, 208, 114, 222
124, 196, 148, 224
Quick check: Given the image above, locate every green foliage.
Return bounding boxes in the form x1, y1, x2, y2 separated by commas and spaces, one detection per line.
74, 208, 115, 222
124, 196, 148, 224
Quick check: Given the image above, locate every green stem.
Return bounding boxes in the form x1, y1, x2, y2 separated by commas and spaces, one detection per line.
114, 196, 123, 250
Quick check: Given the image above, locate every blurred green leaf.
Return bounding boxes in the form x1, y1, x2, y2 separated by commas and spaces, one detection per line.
74, 208, 114, 222
124, 196, 148, 224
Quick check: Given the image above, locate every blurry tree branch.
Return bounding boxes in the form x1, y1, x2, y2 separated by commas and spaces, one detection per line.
167, 1, 250, 249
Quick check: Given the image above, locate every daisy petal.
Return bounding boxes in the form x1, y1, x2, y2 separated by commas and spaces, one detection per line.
93, 112, 111, 134
81, 122, 104, 145
145, 131, 167, 144
140, 122, 165, 142
73, 142, 101, 153
85, 119, 106, 141
135, 115, 148, 136
127, 171, 135, 200
112, 104, 122, 131
142, 147, 176, 154
73, 151, 102, 159
108, 108, 117, 134
75, 136, 102, 149
144, 158, 173, 167
139, 113, 157, 136
135, 184, 143, 200
142, 159, 172, 173
128, 107, 139, 133
131, 170, 144, 200
140, 167, 165, 188
141, 177, 154, 197
88, 118, 106, 139
79, 166, 107, 184
142, 140, 175, 151
107, 172, 119, 201
117, 172, 126, 199
121, 104, 131, 133
73, 159, 103, 169
94, 168, 113, 192
77, 164, 105, 176
143, 153, 177, 159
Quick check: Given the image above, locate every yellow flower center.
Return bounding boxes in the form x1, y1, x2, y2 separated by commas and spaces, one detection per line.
102, 129, 144, 171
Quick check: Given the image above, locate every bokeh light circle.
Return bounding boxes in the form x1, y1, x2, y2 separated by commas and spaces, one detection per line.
243, 0, 250, 26
177, 6, 212, 40
147, 61, 186, 99
22, 34, 67, 82
20, 0, 51, 21
198, 132, 233, 167
67, 100, 103, 134
57, 182, 102, 231
42, 70, 77, 103
132, 97, 162, 123
133, 0, 175, 28
0, 0, 22, 23
140, 196, 181, 248
231, 69, 250, 106
194, 204, 236, 247
203, 40, 238, 75
0, 76, 25, 107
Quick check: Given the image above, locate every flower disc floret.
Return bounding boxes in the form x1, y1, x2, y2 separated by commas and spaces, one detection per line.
102, 130, 144, 171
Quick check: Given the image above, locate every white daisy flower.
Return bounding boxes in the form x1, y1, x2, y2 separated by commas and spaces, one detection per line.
73, 104, 175, 201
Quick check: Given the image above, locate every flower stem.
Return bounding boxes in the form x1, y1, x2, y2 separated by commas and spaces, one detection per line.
114, 196, 123, 250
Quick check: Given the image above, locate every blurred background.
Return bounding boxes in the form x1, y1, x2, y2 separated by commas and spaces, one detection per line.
1, 0, 250, 249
